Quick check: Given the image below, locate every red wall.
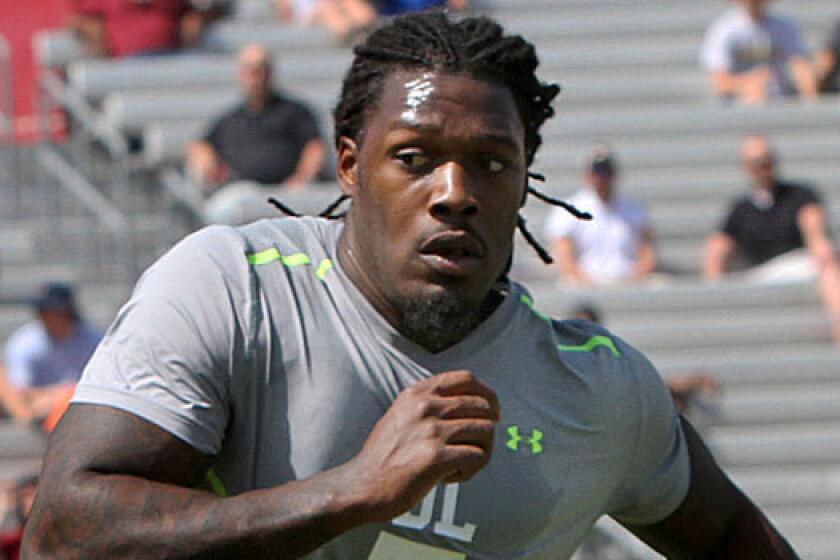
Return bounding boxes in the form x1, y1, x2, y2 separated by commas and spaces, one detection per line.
0, 0, 73, 141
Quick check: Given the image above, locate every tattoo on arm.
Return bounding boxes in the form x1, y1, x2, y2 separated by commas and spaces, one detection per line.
23, 404, 363, 559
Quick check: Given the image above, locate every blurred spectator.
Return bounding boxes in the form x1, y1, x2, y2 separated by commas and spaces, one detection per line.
569, 301, 603, 325
375, 0, 468, 16
275, 0, 376, 40
816, 17, 840, 94
543, 146, 658, 286
704, 134, 840, 343
700, 0, 817, 104
0, 283, 101, 422
187, 44, 326, 223
69, 0, 219, 58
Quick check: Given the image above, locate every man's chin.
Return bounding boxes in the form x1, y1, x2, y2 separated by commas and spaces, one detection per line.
396, 289, 484, 353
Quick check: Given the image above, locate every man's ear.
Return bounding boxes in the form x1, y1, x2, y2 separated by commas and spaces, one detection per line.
337, 137, 359, 196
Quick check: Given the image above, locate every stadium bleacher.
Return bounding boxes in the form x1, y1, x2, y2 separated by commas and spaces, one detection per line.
3, 0, 840, 556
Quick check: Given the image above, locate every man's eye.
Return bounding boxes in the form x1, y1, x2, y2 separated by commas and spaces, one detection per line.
483, 156, 508, 173
396, 152, 430, 168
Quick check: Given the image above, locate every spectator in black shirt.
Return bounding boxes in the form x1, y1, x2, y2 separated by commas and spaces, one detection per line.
704, 134, 840, 343
187, 43, 326, 191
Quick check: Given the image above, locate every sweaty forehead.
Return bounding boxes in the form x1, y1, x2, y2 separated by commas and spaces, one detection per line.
370, 70, 525, 143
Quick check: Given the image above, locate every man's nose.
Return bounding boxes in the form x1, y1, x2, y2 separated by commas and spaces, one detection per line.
429, 161, 479, 220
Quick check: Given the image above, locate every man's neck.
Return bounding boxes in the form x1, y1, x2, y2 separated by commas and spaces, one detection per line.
246, 91, 272, 112
743, 6, 766, 23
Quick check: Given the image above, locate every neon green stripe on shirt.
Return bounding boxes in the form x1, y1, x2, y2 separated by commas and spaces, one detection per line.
247, 248, 311, 267
316, 258, 334, 280
557, 336, 621, 357
519, 294, 552, 322
205, 468, 228, 497
247, 248, 282, 265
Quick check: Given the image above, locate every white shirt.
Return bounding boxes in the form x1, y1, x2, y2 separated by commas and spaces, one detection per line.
700, 7, 809, 97
543, 189, 650, 284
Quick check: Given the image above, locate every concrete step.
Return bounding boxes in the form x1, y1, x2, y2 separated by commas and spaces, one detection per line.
730, 466, 840, 510
651, 345, 840, 388
712, 385, 840, 427
0, 228, 36, 265
620, 311, 833, 353
534, 280, 821, 315
710, 422, 840, 468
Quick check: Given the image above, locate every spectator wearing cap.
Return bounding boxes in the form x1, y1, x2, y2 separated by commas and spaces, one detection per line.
543, 147, 658, 286
0, 283, 102, 422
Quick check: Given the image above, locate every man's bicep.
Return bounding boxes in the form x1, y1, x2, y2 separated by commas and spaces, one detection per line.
43, 403, 212, 488
623, 416, 745, 558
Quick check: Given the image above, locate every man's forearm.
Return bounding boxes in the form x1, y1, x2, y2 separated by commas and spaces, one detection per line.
23, 463, 369, 559
790, 58, 818, 100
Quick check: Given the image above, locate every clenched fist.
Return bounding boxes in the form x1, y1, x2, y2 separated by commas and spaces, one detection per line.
341, 370, 500, 523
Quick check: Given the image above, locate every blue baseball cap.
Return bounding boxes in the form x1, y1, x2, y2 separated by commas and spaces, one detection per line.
30, 282, 78, 318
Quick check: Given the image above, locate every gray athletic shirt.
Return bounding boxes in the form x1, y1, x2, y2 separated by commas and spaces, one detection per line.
74, 217, 689, 559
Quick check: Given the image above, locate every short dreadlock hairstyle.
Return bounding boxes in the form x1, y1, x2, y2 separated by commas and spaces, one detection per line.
271, 10, 590, 263
333, 10, 555, 166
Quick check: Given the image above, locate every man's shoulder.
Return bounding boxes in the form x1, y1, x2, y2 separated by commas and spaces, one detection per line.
5, 321, 48, 356
549, 318, 661, 393
726, 191, 754, 213
556, 189, 597, 215
709, 7, 747, 33
765, 12, 803, 34
239, 216, 339, 253
777, 179, 818, 197
269, 93, 317, 117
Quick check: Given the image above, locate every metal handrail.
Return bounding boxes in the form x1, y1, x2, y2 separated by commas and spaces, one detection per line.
160, 166, 208, 222
38, 70, 129, 158
36, 146, 128, 231
36, 145, 137, 282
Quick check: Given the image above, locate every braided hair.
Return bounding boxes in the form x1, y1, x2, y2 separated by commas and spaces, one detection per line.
274, 10, 590, 263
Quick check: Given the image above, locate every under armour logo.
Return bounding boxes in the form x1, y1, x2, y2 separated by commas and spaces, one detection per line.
506, 425, 544, 455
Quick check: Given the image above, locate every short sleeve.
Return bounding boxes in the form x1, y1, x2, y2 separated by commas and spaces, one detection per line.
72, 226, 254, 455
4, 326, 39, 388
797, 185, 820, 207
700, 17, 732, 71
542, 206, 577, 242
203, 116, 225, 150
720, 201, 741, 237
292, 104, 321, 145
608, 346, 690, 526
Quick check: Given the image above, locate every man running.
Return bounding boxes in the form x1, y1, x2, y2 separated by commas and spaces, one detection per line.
23, 12, 798, 559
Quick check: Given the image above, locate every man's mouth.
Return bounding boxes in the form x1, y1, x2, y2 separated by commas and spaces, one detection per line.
417, 231, 486, 276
